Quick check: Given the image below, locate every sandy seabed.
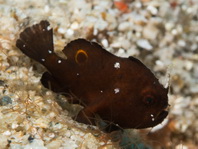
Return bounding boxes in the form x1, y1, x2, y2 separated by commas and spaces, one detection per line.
0, 0, 198, 148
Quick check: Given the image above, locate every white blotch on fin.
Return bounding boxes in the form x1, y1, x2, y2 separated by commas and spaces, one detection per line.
114, 62, 120, 69
77, 73, 79, 76
58, 60, 62, 64
48, 50, 52, 54
41, 58, 45, 62
114, 88, 120, 94
100, 90, 103, 93
23, 44, 26, 47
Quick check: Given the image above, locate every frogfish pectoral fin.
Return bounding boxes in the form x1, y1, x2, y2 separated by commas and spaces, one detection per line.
41, 72, 66, 93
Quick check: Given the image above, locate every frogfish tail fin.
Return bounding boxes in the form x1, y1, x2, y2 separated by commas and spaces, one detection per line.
16, 20, 54, 63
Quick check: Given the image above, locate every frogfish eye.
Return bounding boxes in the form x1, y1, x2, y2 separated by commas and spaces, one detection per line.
143, 95, 155, 105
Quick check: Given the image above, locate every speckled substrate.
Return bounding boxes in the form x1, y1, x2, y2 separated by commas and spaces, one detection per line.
0, 0, 198, 149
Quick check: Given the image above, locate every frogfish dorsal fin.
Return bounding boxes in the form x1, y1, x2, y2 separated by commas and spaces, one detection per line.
62, 38, 113, 65
16, 20, 54, 63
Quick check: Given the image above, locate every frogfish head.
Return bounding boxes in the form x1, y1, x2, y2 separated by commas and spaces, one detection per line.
127, 79, 169, 129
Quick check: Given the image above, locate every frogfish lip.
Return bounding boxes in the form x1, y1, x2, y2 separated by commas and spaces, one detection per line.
154, 106, 169, 124
157, 110, 168, 121
158, 102, 169, 118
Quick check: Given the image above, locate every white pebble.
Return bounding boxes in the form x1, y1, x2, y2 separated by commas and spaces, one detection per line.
49, 112, 56, 118
171, 29, 178, 35
12, 123, 19, 129
184, 61, 193, 71
66, 29, 74, 36
101, 39, 108, 48
93, 28, 98, 36
135, 2, 142, 8
118, 22, 131, 31
121, 40, 131, 49
137, 39, 153, 51
47, 26, 51, 31
135, 32, 141, 38
58, 28, 66, 34
48, 133, 55, 138
3, 131, 11, 135
147, 5, 158, 15
99, 142, 105, 146
175, 144, 188, 149
191, 44, 197, 51
143, 24, 159, 40
178, 40, 186, 47
155, 60, 164, 67
117, 48, 125, 55
111, 42, 121, 48
71, 22, 79, 30
65, 131, 71, 137
165, 23, 174, 31
44, 5, 50, 13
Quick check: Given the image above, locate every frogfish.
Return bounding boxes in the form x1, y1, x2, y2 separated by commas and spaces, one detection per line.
16, 20, 169, 132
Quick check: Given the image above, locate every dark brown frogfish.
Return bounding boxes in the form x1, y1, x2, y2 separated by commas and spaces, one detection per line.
16, 20, 169, 132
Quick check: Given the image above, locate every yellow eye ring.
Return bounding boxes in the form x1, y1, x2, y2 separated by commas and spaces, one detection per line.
75, 49, 88, 64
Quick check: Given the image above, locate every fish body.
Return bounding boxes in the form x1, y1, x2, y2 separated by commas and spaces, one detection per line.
16, 21, 169, 132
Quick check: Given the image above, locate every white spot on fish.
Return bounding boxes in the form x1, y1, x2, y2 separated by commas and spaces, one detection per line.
114, 62, 120, 69
114, 88, 120, 94
151, 114, 155, 121
100, 90, 103, 93
48, 50, 52, 54
77, 73, 79, 76
58, 60, 62, 63
42, 29, 46, 31
23, 44, 26, 47
41, 58, 45, 62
